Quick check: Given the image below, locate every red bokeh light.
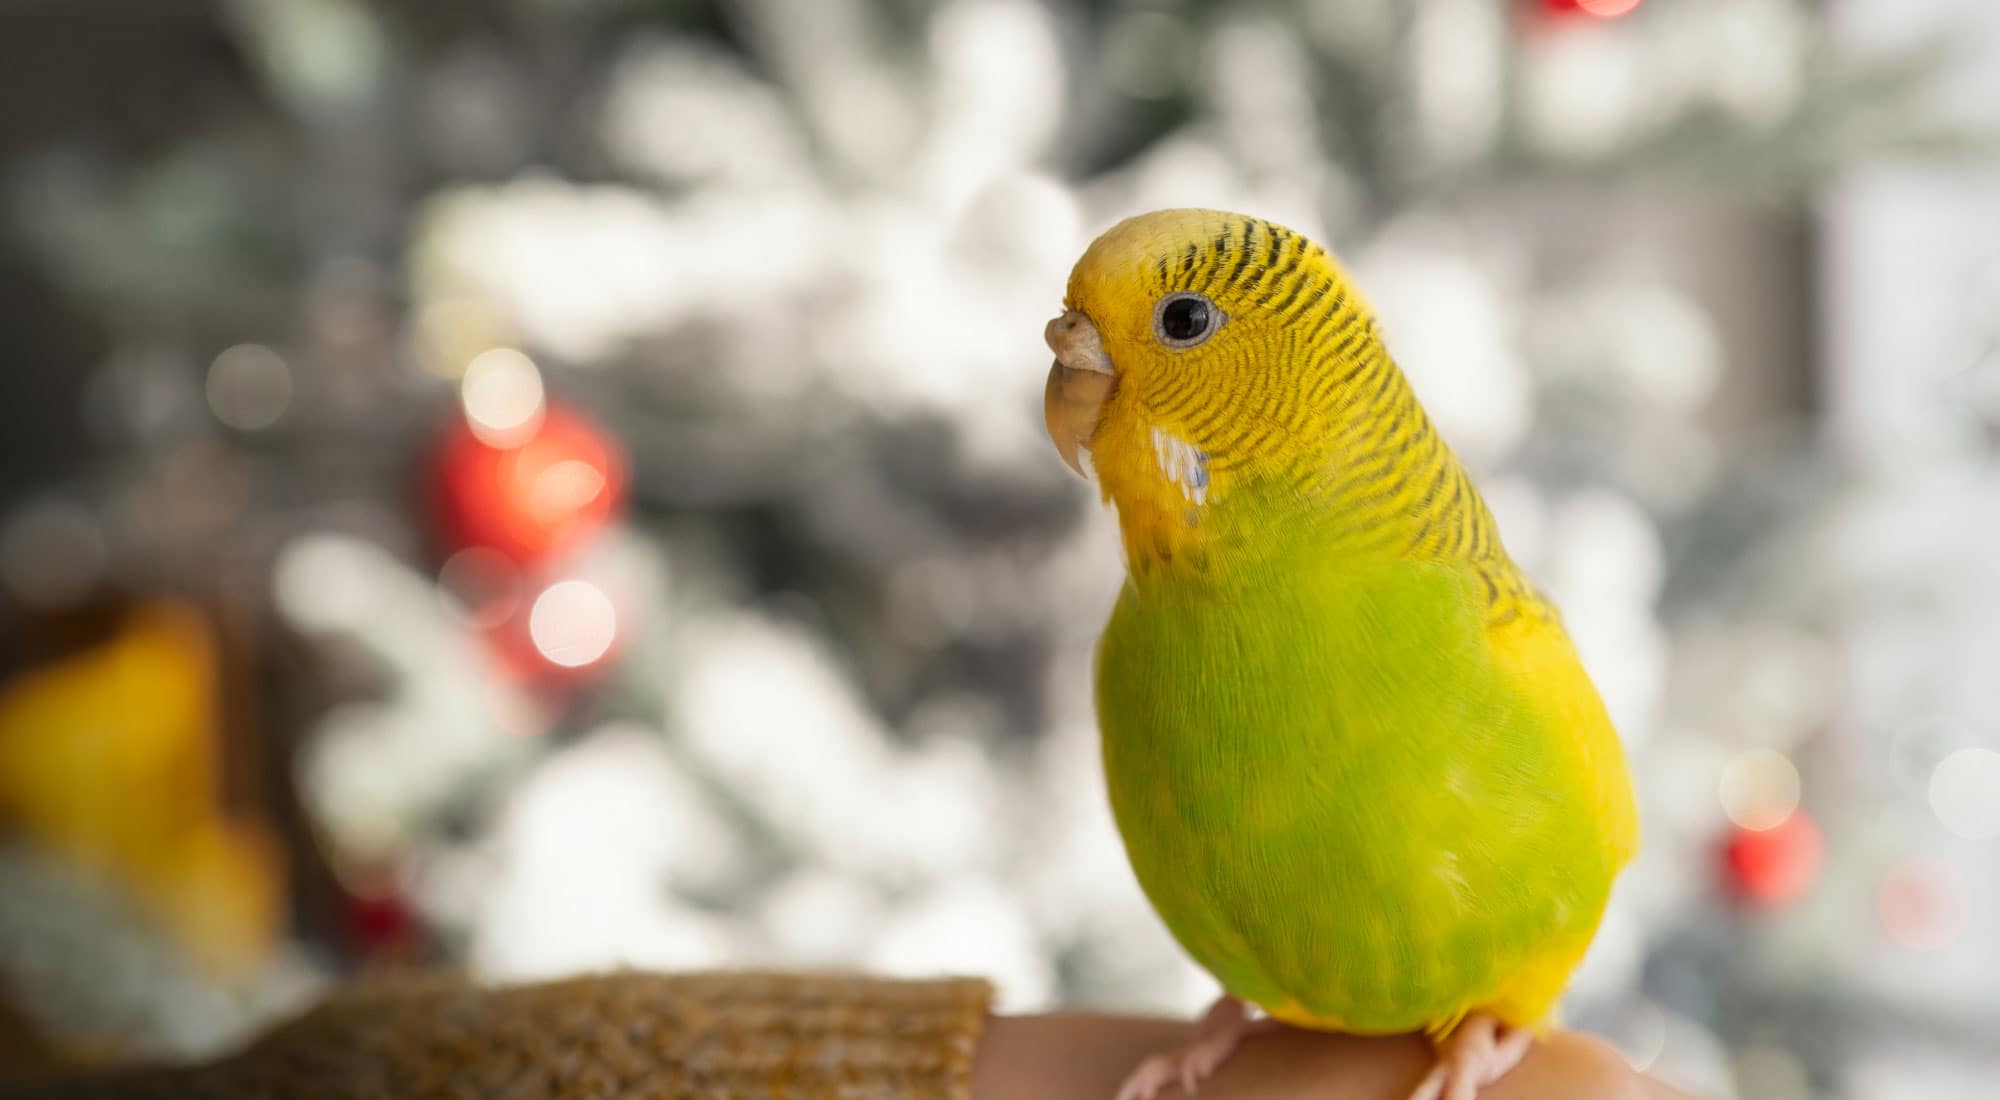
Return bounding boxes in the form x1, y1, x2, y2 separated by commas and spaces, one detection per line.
429, 402, 626, 566
1540, 0, 1644, 19
1722, 810, 1823, 908
1878, 858, 1970, 951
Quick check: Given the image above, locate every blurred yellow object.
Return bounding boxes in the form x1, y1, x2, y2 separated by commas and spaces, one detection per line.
0, 600, 283, 977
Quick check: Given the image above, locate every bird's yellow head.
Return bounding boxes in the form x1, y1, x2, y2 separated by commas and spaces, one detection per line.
1044, 209, 1391, 575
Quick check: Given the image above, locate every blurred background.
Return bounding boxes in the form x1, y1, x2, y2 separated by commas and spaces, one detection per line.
0, 0, 1996, 1096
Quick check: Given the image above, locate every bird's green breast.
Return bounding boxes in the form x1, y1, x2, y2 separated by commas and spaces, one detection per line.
1095, 554, 1618, 1032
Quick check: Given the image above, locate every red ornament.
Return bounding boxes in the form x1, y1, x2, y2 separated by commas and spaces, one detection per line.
429, 402, 626, 566
345, 889, 419, 951
1538, 0, 1643, 19
1722, 810, 1823, 908
339, 868, 424, 960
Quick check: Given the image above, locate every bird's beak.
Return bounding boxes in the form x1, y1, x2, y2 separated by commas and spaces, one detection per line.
1043, 310, 1115, 479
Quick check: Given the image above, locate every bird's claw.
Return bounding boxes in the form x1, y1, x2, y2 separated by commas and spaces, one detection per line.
1112, 1037, 1235, 1100
1408, 1014, 1534, 1100
1114, 995, 1263, 1100
1114, 1052, 1182, 1100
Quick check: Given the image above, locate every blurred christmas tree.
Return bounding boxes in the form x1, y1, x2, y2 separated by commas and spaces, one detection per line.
1, 1, 1994, 1097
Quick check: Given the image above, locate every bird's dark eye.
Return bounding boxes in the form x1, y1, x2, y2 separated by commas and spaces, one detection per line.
1154, 293, 1220, 348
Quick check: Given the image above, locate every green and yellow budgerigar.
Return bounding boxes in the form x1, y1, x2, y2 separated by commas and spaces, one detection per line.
1042, 209, 1640, 1100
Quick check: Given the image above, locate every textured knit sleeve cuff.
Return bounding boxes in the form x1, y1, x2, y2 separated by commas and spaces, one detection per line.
7, 971, 996, 1100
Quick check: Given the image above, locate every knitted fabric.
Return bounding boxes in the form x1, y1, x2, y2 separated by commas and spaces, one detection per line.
0, 971, 994, 1100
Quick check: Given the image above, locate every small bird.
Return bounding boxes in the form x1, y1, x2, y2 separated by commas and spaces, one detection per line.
1042, 209, 1639, 1100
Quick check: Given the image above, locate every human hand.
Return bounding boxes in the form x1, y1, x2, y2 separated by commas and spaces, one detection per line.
974, 1012, 1709, 1100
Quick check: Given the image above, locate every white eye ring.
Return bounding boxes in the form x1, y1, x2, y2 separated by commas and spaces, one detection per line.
1153, 292, 1223, 349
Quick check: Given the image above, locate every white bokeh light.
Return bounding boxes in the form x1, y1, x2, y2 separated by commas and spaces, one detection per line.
1544, 491, 1667, 744
1928, 747, 2000, 840
462, 724, 745, 979
671, 612, 1001, 877
205, 343, 293, 431
920, 0, 1063, 213
459, 347, 545, 446
1359, 227, 1532, 465
528, 579, 618, 668
758, 871, 885, 967
1522, 22, 1651, 158
277, 533, 540, 861
863, 879, 1054, 1013
1718, 748, 1802, 832
1411, 0, 1504, 166
599, 41, 807, 187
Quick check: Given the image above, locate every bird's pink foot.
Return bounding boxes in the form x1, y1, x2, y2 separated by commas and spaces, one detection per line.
1408, 1013, 1535, 1100
1114, 995, 1276, 1100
